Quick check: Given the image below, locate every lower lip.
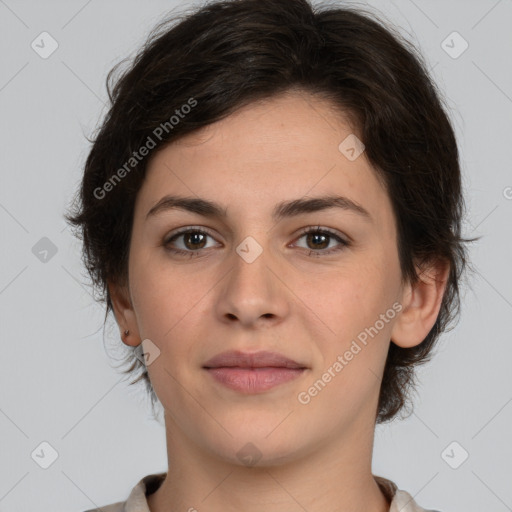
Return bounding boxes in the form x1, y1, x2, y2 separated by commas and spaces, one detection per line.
205, 367, 305, 393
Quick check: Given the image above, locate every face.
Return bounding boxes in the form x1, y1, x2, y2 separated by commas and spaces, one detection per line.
116, 91, 409, 466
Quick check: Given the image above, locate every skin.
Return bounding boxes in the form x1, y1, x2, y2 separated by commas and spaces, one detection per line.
109, 90, 449, 512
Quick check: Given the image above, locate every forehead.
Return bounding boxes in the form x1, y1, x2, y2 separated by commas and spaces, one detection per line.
137, 91, 394, 235
159, 91, 360, 172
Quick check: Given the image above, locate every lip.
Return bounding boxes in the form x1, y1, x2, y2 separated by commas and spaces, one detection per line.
203, 350, 306, 369
203, 350, 308, 393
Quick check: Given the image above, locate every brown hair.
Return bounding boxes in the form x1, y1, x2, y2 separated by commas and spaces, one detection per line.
65, 0, 473, 423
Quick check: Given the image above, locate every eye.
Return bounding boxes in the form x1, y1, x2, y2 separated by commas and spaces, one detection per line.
163, 227, 219, 257
162, 225, 350, 258
292, 226, 350, 256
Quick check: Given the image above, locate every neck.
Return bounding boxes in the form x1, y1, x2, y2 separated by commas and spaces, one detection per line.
147, 411, 390, 512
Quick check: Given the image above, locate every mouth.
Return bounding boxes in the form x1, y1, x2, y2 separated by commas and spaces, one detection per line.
203, 350, 308, 393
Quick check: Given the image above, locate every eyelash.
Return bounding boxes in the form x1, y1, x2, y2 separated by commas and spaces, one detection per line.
162, 225, 350, 258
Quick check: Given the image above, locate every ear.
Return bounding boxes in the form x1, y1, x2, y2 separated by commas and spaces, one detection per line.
391, 259, 450, 348
108, 278, 141, 347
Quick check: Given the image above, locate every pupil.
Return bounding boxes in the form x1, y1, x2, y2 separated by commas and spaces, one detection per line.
186, 232, 206, 249
309, 233, 328, 249
182, 232, 330, 251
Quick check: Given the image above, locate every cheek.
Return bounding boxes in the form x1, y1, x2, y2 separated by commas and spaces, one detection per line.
130, 262, 200, 405
129, 252, 213, 371
129, 247, 196, 334
301, 251, 401, 402
298, 267, 398, 421
310, 256, 399, 337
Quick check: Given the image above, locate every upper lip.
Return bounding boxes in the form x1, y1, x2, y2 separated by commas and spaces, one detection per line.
203, 350, 307, 369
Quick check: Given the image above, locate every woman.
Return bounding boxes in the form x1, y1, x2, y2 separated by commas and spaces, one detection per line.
66, 0, 471, 510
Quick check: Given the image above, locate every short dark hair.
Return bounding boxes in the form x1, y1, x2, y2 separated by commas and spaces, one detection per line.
65, 0, 473, 423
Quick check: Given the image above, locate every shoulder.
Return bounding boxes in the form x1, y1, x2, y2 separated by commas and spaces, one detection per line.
81, 472, 166, 512
392, 489, 443, 512
375, 476, 443, 512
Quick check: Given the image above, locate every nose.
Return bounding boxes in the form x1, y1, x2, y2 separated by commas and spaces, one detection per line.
214, 240, 290, 329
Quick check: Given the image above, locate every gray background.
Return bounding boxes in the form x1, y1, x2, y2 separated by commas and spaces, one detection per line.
1, 0, 511, 510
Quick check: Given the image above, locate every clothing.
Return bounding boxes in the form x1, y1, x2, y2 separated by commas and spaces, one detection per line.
84, 472, 441, 512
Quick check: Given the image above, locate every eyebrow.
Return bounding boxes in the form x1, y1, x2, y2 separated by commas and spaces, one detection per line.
145, 194, 372, 223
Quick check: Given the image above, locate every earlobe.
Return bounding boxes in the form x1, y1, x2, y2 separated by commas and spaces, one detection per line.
108, 279, 141, 347
391, 260, 450, 349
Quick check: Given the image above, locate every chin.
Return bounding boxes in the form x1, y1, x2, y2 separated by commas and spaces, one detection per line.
201, 427, 307, 469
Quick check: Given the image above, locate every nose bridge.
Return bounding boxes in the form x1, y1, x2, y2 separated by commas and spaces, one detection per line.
215, 234, 288, 325
231, 234, 275, 301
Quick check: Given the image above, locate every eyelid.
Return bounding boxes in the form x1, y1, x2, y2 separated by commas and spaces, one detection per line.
293, 225, 350, 244
164, 224, 349, 241
163, 225, 220, 246
163, 224, 350, 256
290, 226, 350, 256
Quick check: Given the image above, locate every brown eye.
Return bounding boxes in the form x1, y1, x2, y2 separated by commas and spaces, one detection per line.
305, 232, 330, 250
181, 231, 208, 250
293, 227, 349, 256
164, 228, 218, 256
